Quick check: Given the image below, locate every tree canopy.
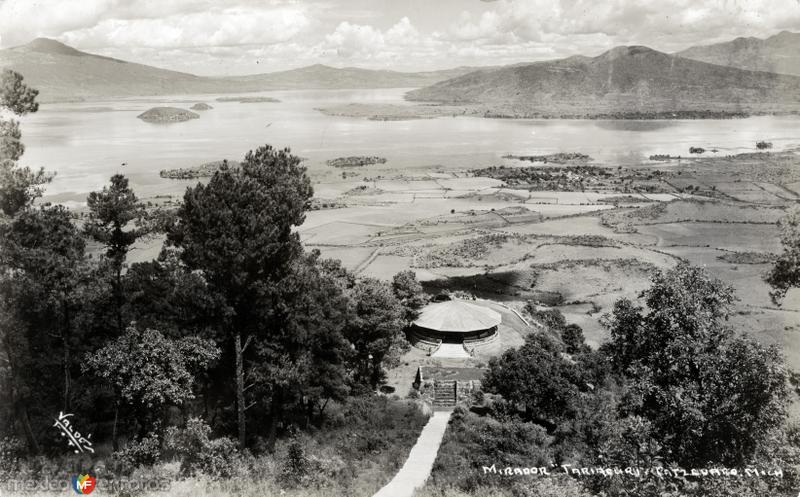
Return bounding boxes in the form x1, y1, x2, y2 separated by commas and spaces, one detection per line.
767, 208, 800, 303
0, 70, 50, 217
603, 263, 787, 466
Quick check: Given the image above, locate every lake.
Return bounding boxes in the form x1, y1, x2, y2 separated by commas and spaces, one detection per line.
17, 88, 800, 207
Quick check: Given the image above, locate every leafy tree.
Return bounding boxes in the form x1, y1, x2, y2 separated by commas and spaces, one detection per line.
344, 277, 405, 389
562, 323, 586, 354
603, 263, 787, 466
484, 333, 583, 425
169, 145, 312, 448
767, 208, 800, 303
84, 326, 219, 448
84, 174, 149, 333
0, 69, 50, 217
391, 270, 426, 323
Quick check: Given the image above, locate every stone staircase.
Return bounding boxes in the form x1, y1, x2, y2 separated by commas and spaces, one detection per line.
433, 380, 456, 410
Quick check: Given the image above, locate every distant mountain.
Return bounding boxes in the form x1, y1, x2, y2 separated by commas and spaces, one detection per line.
406, 45, 800, 117
222, 64, 487, 91
0, 38, 485, 102
677, 31, 800, 76
0, 38, 208, 101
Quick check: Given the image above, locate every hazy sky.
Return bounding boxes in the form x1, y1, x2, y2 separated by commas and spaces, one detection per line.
1, 0, 800, 75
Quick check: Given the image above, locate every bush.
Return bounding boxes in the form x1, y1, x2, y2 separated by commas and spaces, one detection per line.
525, 304, 567, 331
426, 409, 556, 494
280, 437, 308, 487
111, 433, 161, 475
164, 418, 245, 479
0, 437, 25, 476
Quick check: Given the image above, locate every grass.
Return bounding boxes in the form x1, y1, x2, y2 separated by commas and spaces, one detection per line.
414, 408, 592, 497
2, 397, 429, 497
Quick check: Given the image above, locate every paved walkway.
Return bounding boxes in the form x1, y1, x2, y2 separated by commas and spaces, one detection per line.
372, 410, 452, 497
431, 343, 470, 358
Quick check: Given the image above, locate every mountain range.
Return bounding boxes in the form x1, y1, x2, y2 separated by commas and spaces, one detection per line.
2, 33, 800, 115
677, 31, 800, 77
0, 38, 483, 102
406, 45, 800, 117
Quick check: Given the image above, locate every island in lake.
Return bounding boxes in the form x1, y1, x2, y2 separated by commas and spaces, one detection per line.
160, 160, 240, 179
190, 102, 213, 110
326, 156, 387, 168
137, 107, 200, 123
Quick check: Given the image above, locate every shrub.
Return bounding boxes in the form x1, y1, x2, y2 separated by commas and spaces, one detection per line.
0, 437, 25, 476
164, 418, 245, 479
426, 409, 554, 494
111, 433, 161, 475
280, 437, 309, 487
525, 304, 567, 331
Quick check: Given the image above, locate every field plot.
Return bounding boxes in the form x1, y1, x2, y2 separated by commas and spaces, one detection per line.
303, 151, 800, 376
637, 222, 780, 252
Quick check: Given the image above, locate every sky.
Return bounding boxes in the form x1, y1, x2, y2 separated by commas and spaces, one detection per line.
1, 0, 800, 75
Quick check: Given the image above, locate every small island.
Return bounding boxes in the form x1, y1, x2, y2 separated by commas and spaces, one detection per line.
160, 160, 240, 179
216, 96, 281, 103
137, 107, 199, 123
190, 102, 213, 111
326, 156, 387, 168
504, 153, 590, 164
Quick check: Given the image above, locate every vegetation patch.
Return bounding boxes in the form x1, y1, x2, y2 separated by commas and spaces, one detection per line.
326, 156, 387, 168
471, 164, 672, 193
137, 106, 200, 123
503, 152, 591, 163
717, 250, 777, 264
160, 160, 241, 179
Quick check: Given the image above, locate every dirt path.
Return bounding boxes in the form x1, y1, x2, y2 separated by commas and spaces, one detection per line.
355, 246, 382, 274
372, 410, 452, 497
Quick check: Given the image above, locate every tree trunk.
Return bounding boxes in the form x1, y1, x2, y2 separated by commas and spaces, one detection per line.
112, 401, 119, 452
234, 331, 246, 449
115, 265, 123, 334
2, 334, 39, 454
62, 298, 71, 412
266, 388, 282, 453
16, 402, 39, 455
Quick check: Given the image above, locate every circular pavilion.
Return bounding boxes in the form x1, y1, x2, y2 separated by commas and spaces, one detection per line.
410, 300, 501, 345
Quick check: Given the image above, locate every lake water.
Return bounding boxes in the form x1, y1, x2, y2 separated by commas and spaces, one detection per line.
16, 88, 800, 206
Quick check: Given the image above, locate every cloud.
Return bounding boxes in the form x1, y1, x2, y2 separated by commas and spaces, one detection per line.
321, 17, 438, 61
2, 0, 800, 74
58, 6, 309, 49
0, 0, 118, 46
445, 0, 800, 54
0, 0, 314, 48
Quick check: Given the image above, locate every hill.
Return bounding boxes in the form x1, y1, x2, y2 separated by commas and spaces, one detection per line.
137, 107, 200, 123
405, 46, 800, 117
0, 38, 211, 101
221, 64, 487, 91
677, 31, 800, 76
0, 38, 483, 102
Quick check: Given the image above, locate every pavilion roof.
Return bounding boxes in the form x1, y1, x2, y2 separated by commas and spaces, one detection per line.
413, 300, 501, 332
